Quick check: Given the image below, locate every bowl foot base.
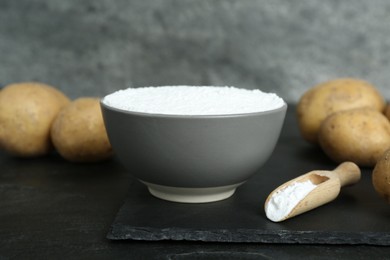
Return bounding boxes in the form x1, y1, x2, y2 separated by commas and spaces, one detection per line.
141, 181, 244, 203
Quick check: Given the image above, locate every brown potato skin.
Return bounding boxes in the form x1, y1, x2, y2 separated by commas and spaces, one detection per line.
385, 104, 390, 120
0, 82, 70, 157
318, 108, 390, 167
372, 148, 390, 203
51, 98, 112, 163
297, 78, 385, 144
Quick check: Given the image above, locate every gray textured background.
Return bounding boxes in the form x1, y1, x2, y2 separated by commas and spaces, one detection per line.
1, 0, 390, 102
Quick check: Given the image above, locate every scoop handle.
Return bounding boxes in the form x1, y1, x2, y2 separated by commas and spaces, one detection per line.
332, 162, 361, 187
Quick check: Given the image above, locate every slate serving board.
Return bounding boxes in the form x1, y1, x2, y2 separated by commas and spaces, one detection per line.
107, 106, 390, 245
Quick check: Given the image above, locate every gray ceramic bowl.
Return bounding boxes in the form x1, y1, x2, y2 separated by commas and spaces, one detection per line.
101, 101, 287, 203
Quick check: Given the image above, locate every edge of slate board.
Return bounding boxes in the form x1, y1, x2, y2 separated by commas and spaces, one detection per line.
107, 225, 390, 245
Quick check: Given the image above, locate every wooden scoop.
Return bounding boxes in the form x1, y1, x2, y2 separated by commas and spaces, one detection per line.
264, 162, 361, 222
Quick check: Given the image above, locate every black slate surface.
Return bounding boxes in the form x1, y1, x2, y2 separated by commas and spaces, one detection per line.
107, 107, 390, 245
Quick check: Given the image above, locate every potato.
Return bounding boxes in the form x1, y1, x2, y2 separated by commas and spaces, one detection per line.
372, 148, 390, 203
0, 82, 70, 157
51, 97, 112, 162
318, 108, 390, 167
297, 78, 385, 144
385, 104, 390, 120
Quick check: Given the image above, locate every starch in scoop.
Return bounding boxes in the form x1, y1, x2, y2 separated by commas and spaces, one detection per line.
265, 180, 317, 222
102, 86, 284, 116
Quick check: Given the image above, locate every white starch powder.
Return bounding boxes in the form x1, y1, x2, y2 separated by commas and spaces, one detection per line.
102, 86, 285, 116
265, 180, 317, 222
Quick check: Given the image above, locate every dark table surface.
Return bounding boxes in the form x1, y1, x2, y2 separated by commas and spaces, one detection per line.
1, 105, 390, 259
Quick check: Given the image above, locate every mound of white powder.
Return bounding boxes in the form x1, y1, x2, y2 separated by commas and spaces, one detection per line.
265, 180, 317, 222
102, 86, 285, 116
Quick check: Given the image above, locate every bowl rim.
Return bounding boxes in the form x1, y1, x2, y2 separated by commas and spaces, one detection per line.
100, 99, 287, 119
